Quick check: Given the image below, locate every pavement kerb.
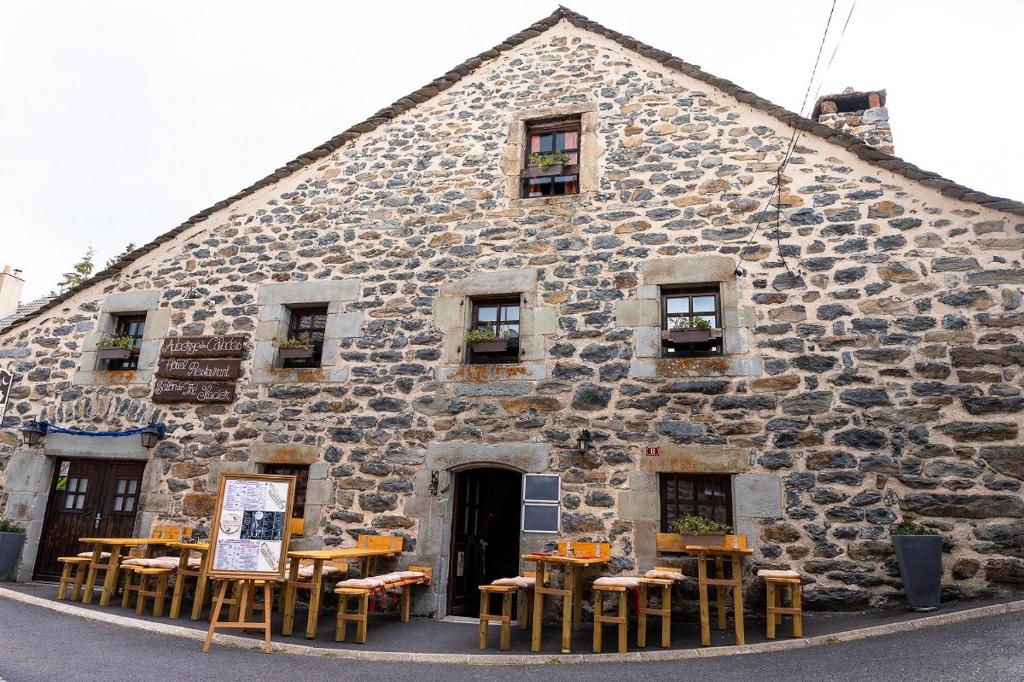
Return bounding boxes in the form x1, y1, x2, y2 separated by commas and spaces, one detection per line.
2, 586, 1023, 666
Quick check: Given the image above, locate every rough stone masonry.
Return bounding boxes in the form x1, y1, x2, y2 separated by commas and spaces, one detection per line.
1, 13, 1023, 613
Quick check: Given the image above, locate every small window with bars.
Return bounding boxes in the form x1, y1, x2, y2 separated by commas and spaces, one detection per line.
280, 306, 328, 369
659, 474, 732, 532
63, 477, 88, 512
111, 479, 139, 514
522, 118, 580, 198
661, 286, 723, 357
103, 314, 146, 370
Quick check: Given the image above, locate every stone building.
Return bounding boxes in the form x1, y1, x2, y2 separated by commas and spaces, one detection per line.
2, 8, 1023, 615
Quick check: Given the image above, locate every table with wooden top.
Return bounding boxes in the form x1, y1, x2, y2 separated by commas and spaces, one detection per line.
281, 547, 401, 639
166, 541, 210, 620
684, 544, 755, 646
521, 552, 610, 653
78, 537, 178, 606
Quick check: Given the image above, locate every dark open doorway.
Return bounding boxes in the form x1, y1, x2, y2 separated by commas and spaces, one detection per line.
447, 467, 522, 617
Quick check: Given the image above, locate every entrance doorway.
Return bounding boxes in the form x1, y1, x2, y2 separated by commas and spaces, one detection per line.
447, 467, 522, 617
33, 458, 146, 581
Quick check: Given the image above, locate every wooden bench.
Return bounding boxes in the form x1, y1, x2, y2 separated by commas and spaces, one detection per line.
478, 571, 536, 650
334, 564, 432, 644
57, 556, 91, 601
638, 566, 685, 649
758, 569, 803, 639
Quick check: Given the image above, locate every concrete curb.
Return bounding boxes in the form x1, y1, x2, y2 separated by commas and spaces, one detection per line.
2, 586, 1023, 666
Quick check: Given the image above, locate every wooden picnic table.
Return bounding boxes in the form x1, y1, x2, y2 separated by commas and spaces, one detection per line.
78, 537, 178, 606
166, 541, 210, 620
521, 552, 609, 653
282, 547, 401, 639
683, 544, 754, 646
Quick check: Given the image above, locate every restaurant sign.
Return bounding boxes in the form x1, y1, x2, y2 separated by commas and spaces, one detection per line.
153, 335, 245, 404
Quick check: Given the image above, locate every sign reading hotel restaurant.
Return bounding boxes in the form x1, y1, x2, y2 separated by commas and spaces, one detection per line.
153, 335, 245, 403
159, 335, 244, 358
207, 473, 295, 579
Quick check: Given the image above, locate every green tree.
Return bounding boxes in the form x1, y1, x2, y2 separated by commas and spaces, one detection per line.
105, 242, 136, 269
57, 246, 95, 292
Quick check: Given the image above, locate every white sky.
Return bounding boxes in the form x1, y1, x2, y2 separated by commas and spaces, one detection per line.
1, 0, 1021, 300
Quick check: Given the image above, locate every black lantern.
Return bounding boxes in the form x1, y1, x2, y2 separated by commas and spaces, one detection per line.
20, 420, 46, 447
140, 423, 165, 449
576, 429, 593, 454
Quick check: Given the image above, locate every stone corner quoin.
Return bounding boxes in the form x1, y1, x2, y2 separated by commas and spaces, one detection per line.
1, 17, 1023, 611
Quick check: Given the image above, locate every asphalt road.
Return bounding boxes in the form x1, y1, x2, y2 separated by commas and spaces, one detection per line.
1, 598, 1022, 682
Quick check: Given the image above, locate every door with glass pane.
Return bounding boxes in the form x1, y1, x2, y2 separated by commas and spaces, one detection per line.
34, 459, 146, 580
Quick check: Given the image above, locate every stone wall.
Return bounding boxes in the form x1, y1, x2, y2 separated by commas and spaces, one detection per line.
2, 20, 1023, 608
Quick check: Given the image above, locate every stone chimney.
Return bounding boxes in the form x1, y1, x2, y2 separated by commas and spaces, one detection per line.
0, 265, 25, 318
813, 87, 893, 155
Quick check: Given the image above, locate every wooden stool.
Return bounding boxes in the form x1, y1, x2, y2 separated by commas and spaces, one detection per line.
592, 577, 639, 654
478, 571, 536, 649
122, 566, 175, 617
57, 556, 91, 601
334, 564, 432, 644
637, 577, 674, 648
758, 569, 803, 639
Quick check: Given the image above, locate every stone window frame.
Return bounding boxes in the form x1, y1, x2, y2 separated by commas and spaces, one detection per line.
434, 268, 556, 382
614, 256, 762, 378
252, 279, 362, 384
503, 103, 601, 208
74, 289, 168, 386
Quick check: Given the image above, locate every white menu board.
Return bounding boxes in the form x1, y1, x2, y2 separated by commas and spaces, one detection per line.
207, 474, 295, 579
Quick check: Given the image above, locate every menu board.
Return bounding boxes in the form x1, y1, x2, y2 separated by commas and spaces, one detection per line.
207, 473, 295, 579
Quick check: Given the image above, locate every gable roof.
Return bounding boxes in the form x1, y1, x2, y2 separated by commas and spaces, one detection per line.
0, 294, 57, 329
4, 6, 1023, 337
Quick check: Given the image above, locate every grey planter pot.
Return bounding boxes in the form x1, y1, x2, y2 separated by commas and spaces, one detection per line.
97, 347, 132, 360
522, 163, 579, 179
0, 532, 26, 581
470, 339, 510, 354
681, 532, 727, 548
893, 534, 943, 610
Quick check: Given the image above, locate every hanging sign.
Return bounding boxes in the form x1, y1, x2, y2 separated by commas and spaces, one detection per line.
159, 335, 245, 359
0, 368, 13, 423
207, 473, 295, 579
153, 379, 236, 403
156, 358, 241, 381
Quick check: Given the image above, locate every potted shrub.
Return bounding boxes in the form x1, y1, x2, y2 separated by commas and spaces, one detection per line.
670, 515, 733, 548
523, 150, 575, 178
0, 519, 26, 582
464, 327, 515, 354
275, 334, 315, 360
661, 316, 724, 344
96, 335, 134, 361
891, 520, 942, 611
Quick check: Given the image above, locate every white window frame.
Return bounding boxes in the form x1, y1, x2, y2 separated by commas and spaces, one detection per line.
521, 473, 560, 534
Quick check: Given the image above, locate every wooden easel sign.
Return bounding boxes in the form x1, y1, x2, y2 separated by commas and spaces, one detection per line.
203, 473, 295, 653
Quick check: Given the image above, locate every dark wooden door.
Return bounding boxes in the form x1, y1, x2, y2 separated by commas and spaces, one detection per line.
447, 468, 522, 616
34, 459, 145, 580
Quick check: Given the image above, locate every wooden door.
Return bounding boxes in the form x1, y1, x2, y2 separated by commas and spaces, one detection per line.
33, 459, 145, 580
447, 468, 522, 616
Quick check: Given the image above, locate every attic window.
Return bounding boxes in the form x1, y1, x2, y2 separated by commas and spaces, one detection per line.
522, 117, 580, 198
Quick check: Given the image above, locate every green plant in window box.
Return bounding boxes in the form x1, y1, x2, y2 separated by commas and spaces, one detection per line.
670, 515, 734, 548
663, 316, 723, 344
465, 327, 513, 354
525, 150, 573, 178
274, 333, 315, 360
890, 519, 942, 611
96, 334, 135, 361
0, 519, 26, 581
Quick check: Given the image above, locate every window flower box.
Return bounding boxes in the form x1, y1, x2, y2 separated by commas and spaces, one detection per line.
470, 339, 510, 354
661, 328, 723, 344
522, 163, 579, 179
97, 347, 133, 361
277, 345, 315, 360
